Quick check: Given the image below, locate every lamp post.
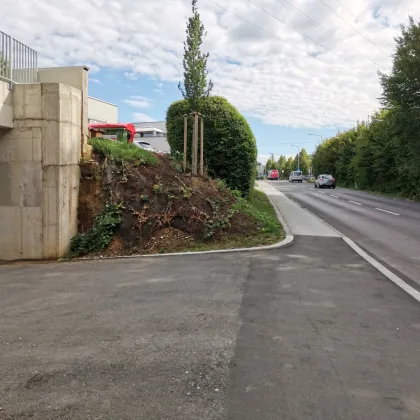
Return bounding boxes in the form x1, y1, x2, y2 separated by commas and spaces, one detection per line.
291, 144, 300, 171
309, 133, 323, 144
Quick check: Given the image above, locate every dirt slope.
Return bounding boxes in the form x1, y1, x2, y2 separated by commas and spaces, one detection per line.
78, 153, 259, 255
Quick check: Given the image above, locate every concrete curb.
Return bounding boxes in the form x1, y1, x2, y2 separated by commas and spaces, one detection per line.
74, 186, 294, 261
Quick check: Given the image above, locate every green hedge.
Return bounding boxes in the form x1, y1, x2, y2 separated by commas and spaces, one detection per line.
166, 96, 257, 196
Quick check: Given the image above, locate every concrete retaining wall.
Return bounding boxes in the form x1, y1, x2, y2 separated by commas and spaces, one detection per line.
0, 81, 13, 129
0, 83, 81, 260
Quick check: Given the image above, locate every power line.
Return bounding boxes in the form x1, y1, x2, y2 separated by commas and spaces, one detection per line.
246, 0, 341, 59
316, 0, 385, 53
246, 0, 381, 67
205, 0, 376, 74
273, 0, 378, 66
275, 0, 336, 39
331, 0, 363, 24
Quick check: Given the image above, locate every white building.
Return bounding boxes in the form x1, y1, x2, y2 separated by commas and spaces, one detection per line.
88, 97, 118, 124
132, 121, 170, 153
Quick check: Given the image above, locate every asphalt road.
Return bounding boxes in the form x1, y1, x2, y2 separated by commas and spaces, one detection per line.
270, 181, 420, 288
1, 237, 420, 419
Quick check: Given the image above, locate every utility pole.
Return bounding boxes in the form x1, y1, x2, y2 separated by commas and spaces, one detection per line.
291, 144, 300, 171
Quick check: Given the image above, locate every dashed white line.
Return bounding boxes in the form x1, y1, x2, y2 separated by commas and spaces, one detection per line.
349, 200, 363, 206
374, 208, 400, 216
330, 194, 340, 198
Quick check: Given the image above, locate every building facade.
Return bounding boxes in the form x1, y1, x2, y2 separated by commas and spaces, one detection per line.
132, 121, 170, 153
88, 97, 118, 124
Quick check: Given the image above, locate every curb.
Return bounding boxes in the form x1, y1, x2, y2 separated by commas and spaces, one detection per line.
74, 187, 294, 261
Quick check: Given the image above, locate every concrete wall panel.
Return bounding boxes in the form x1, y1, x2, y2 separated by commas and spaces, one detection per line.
21, 207, 43, 259
0, 207, 22, 260
0, 81, 13, 128
13, 84, 42, 120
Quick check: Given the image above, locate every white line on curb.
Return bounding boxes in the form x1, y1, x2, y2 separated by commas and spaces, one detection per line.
343, 237, 420, 304
375, 208, 400, 216
331, 194, 340, 198
349, 200, 363, 206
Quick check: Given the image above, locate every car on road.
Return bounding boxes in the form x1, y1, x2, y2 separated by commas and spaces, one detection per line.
315, 174, 336, 188
289, 171, 304, 183
267, 169, 279, 180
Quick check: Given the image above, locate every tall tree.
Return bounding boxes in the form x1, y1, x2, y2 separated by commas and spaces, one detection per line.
277, 155, 287, 178
293, 148, 311, 174
178, 0, 213, 111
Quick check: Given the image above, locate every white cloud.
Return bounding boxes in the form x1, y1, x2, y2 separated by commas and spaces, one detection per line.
2, 0, 420, 128
122, 95, 152, 108
132, 112, 156, 122
89, 78, 102, 84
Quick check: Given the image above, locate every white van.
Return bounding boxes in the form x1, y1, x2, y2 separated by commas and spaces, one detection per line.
289, 171, 304, 183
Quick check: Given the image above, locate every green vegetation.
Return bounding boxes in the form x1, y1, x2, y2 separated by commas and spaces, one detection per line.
89, 138, 158, 165
312, 17, 420, 201
234, 189, 282, 237
178, 189, 283, 252
69, 204, 122, 258
178, 0, 213, 111
166, 96, 257, 196
266, 150, 311, 178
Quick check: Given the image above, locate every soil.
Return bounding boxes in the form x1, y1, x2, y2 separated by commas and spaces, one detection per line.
77, 153, 265, 256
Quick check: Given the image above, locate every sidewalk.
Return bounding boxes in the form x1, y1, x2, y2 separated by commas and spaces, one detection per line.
257, 181, 340, 237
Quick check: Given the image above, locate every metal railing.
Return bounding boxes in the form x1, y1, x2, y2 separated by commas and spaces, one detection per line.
0, 31, 38, 84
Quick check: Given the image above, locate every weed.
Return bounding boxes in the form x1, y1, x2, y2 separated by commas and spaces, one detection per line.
216, 178, 227, 192
68, 203, 122, 258
153, 178, 164, 194
89, 138, 158, 165
140, 194, 149, 202
179, 185, 193, 199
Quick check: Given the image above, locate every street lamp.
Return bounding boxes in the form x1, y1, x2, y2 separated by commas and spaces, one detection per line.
291, 144, 300, 171
309, 133, 323, 144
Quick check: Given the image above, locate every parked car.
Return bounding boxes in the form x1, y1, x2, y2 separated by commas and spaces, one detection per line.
133, 141, 161, 154
289, 171, 303, 183
315, 174, 336, 188
267, 169, 279, 180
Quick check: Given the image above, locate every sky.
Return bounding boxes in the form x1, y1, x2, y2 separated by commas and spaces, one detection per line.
2, 0, 420, 164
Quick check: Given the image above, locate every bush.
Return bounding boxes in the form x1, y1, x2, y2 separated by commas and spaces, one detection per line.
69, 204, 122, 258
166, 96, 257, 196
89, 138, 158, 165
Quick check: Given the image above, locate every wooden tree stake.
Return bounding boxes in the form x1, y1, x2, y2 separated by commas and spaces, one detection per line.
183, 115, 187, 172
200, 117, 204, 177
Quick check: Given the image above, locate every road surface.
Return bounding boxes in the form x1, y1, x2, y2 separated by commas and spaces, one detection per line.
270, 181, 420, 288
1, 187, 420, 419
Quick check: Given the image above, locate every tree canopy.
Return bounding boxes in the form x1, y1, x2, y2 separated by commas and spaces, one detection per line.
166, 96, 257, 196
178, 0, 213, 111
312, 17, 420, 200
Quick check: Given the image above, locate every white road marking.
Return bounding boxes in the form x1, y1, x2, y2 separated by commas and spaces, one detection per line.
320, 191, 325, 194
331, 194, 340, 198
343, 237, 420, 304
374, 208, 400, 216
349, 200, 363, 206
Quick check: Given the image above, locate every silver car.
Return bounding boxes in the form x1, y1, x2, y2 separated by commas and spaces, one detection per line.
315, 174, 336, 189
133, 141, 159, 153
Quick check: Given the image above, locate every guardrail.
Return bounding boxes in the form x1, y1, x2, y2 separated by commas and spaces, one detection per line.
0, 31, 38, 84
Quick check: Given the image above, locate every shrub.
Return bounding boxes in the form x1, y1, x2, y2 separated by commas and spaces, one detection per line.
89, 138, 158, 165
69, 204, 122, 258
166, 96, 257, 196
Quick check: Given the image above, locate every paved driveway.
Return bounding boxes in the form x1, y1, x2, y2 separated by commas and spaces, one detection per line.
1, 237, 420, 419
